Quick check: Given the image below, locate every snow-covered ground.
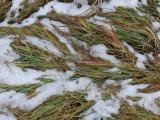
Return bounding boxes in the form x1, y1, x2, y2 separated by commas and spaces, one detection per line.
0, 0, 160, 119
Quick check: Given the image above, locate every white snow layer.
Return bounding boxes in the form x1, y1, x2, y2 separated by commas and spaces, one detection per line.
0, 0, 160, 120
90, 44, 120, 64
0, 114, 16, 120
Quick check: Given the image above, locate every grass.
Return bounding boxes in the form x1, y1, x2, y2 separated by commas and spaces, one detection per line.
109, 103, 160, 120
0, 24, 71, 55
138, 0, 160, 22
0, 78, 53, 97
11, 92, 95, 120
11, 37, 70, 71
46, 11, 138, 64
101, 7, 160, 54
0, 0, 160, 119
0, 0, 12, 22
11, 0, 53, 23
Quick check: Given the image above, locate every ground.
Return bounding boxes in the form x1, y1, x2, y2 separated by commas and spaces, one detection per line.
0, 0, 160, 120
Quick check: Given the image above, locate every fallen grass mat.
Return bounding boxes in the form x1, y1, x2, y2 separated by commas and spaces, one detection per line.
71, 61, 160, 91
46, 12, 138, 64
10, 0, 53, 24
11, 39, 70, 71
0, 0, 12, 22
138, 0, 160, 22
0, 24, 70, 55
109, 103, 160, 120
101, 7, 160, 54
10, 92, 95, 120
47, 12, 123, 49
71, 65, 114, 83
0, 78, 52, 96
112, 62, 160, 85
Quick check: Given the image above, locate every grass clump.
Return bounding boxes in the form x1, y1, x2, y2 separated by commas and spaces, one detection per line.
71, 65, 112, 83
0, 0, 12, 22
102, 7, 160, 53
138, 0, 160, 22
12, 92, 95, 120
0, 78, 52, 96
15, 0, 52, 23
110, 103, 160, 120
0, 24, 70, 55
109, 61, 160, 88
74, 60, 160, 90
46, 12, 137, 63
11, 38, 69, 71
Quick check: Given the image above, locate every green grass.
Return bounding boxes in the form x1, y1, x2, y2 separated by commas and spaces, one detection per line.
11, 38, 69, 71
0, 24, 71, 55
101, 7, 160, 54
11, 92, 95, 120
0, 78, 52, 96
10, 0, 53, 23
138, 0, 160, 22
0, 0, 160, 119
109, 103, 160, 120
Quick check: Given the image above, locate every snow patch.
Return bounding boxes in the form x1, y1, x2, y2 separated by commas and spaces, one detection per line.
90, 44, 120, 64
101, 0, 147, 12
0, 114, 16, 120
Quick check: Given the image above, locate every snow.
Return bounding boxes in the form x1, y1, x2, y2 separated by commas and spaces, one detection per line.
0, 0, 23, 27
152, 21, 160, 31
107, 67, 120, 73
88, 16, 112, 30
0, 0, 160, 119
90, 44, 120, 64
0, 0, 91, 27
40, 19, 78, 56
92, 99, 120, 118
123, 42, 147, 69
86, 84, 102, 101
0, 114, 16, 120
82, 113, 101, 120
157, 32, 160, 40
118, 79, 160, 115
25, 36, 63, 56
82, 97, 120, 119
83, 78, 160, 119
101, 0, 147, 12
53, 0, 90, 16
0, 36, 73, 85
0, 77, 90, 110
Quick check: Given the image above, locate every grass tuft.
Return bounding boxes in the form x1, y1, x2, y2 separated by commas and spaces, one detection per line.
11, 92, 95, 120
11, 38, 69, 71
110, 103, 160, 120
